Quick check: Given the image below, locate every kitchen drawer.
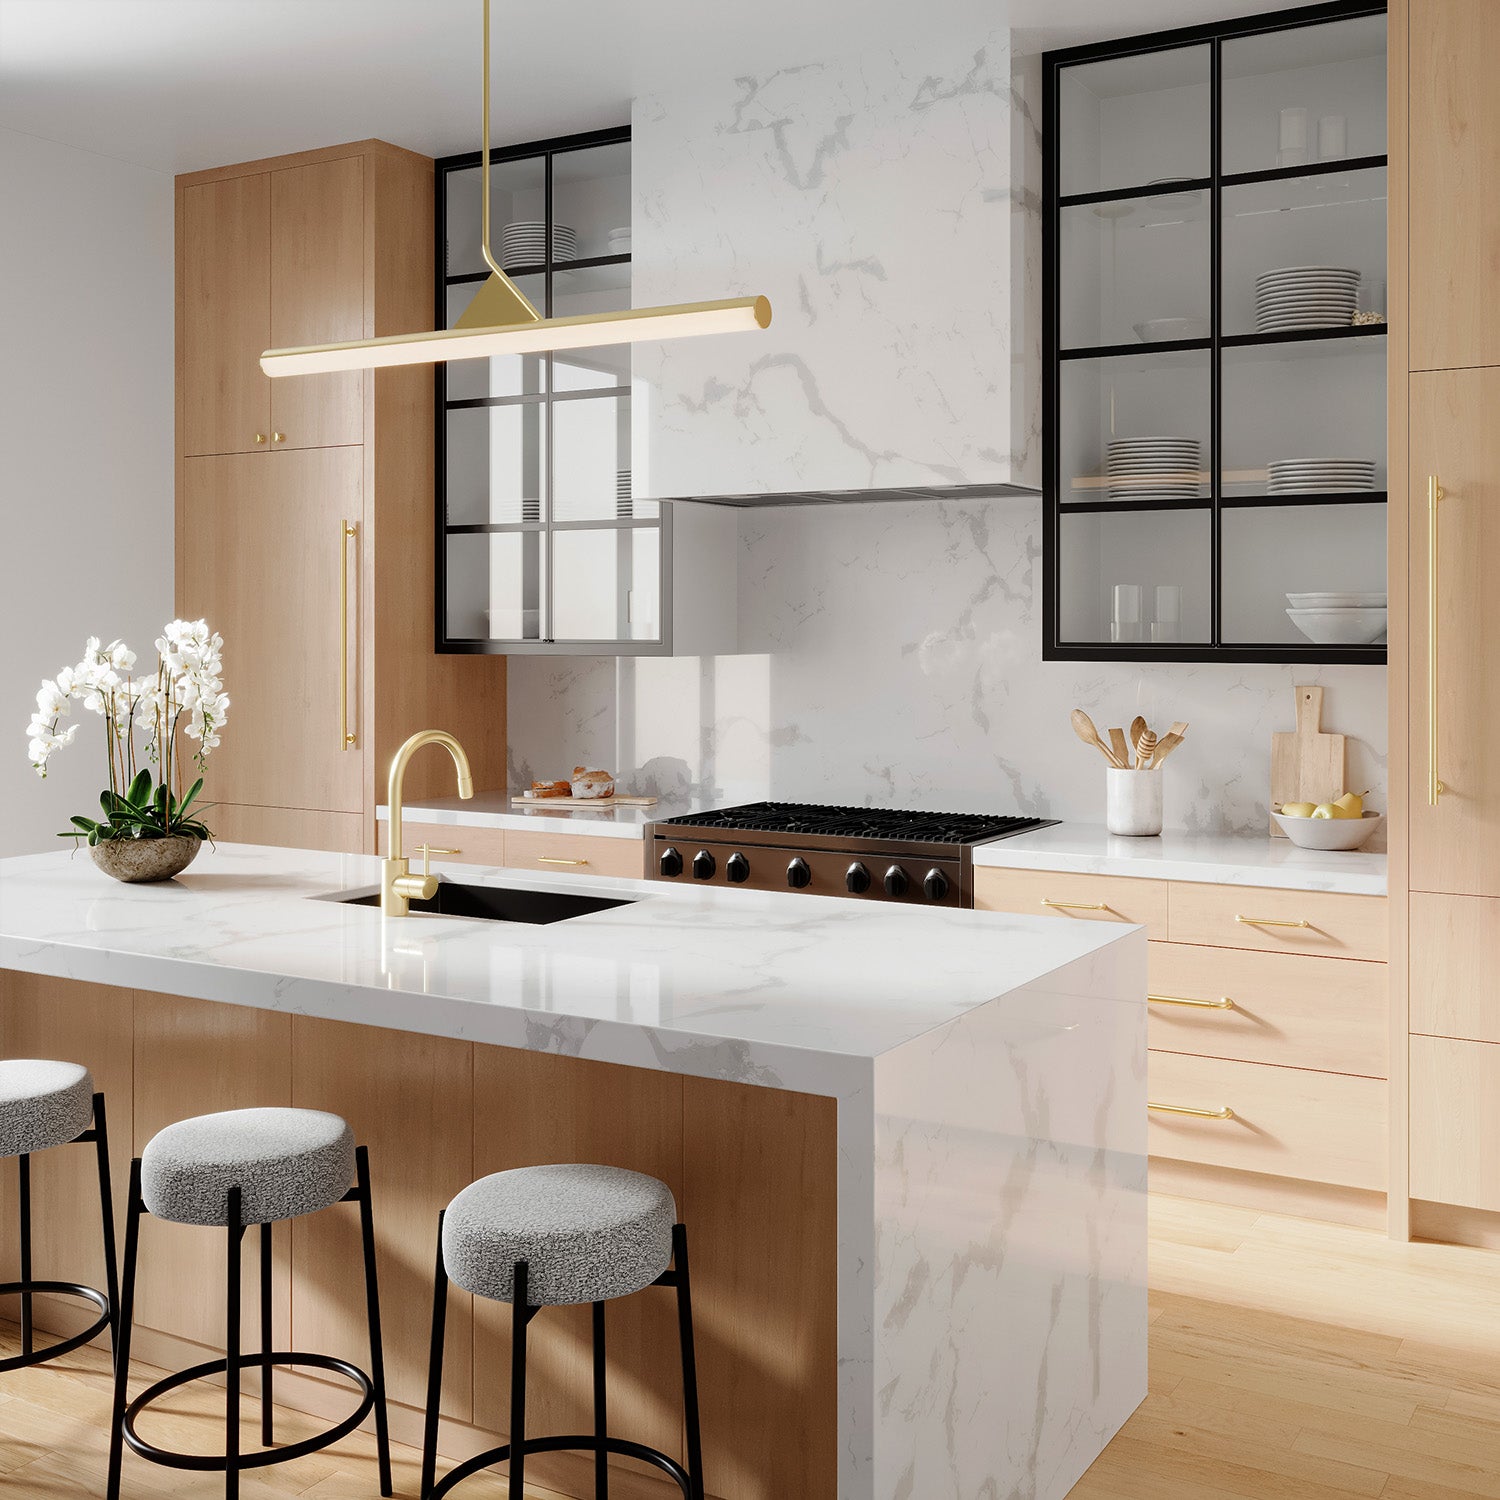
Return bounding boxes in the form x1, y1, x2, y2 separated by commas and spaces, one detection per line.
504, 828, 644, 880
1148, 942, 1387, 1078
1167, 882, 1387, 962
1411, 1035, 1500, 1211
1409, 891, 1500, 1044
1148, 1051, 1385, 1191
973, 868, 1167, 940
378, 820, 506, 867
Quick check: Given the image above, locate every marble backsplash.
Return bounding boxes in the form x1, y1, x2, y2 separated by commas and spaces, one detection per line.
506, 495, 1387, 836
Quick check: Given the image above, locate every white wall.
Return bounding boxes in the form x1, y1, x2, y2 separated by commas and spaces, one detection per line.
0, 129, 174, 854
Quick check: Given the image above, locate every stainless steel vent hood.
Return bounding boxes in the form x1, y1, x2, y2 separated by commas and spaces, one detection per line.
630, 34, 1040, 507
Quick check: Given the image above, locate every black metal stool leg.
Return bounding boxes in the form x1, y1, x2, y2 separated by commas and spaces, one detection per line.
106, 1160, 143, 1500
510, 1261, 529, 1500
355, 1146, 394, 1497
421, 1212, 449, 1500
92, 1094, 121, 1361
672, 1225, 706, 1500
593, 1299, 609, 1499
226, 1184, 243, 1500
260, 1221, 274, 1446
18, 1153, 32, 1357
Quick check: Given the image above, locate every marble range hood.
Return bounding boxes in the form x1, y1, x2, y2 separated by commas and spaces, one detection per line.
630, 32, 1041, 507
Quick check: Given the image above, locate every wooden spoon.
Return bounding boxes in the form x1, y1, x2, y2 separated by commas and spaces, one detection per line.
1151, 730, 1187, 766
1071, 709, 1125, 768
1128, 716, 1147, 766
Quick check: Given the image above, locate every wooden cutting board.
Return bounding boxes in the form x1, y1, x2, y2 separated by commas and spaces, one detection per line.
1269, 685, 1347, 836
510, 794, 659, 807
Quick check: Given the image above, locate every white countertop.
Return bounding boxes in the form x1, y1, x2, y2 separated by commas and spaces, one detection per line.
0, 843, 1135, 1088
377, 791, 707, 840
972, 822, 1387, 896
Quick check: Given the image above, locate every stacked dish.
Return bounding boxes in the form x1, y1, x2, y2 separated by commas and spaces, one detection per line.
1133, 316, 1209, 344
1266, 458, 1376, 494
1254, 266, 1360, 333
1106, 437, 1202, 502
606, 226, 632, 256
1286, 590, 1387, 645
500, 221, 578, 269
616, 468, 632, 517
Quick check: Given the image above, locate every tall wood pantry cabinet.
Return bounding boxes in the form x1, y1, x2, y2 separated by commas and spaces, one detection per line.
1389, 0, 1500, 1239
175, 141, 507, 852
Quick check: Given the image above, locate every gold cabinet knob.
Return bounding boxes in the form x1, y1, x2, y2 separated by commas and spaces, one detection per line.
254, 432, 266, 444
273, 432, 286, 443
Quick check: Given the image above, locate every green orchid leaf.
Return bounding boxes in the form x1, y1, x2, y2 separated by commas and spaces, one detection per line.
127, 768, 153, 808
69, 816, 99, 833
178, 778, 204, 818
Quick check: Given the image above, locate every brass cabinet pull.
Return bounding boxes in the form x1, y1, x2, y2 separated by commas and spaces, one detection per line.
1235, 914, 1309, 929
1148, 993, 1235, 1010
1149, 1102, 1235, 1120
254, 432, 266, 444
537, 856, 589, 866
273, 431, 287, 443
1429, 475, 1445, 805
1041, 898, 1109, 912
339, 520, 358, 750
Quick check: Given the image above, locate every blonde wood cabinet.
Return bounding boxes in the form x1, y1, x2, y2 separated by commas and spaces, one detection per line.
379, 818, 508, 867
1168, 881, 1388, 962
1408, 0, 1500, 373
1407, 891, 1500, 1044
176, 142, 508, 853
504, 827, 645, 880
972, 867, 1168, 939
1410, 1034, 1500, 1211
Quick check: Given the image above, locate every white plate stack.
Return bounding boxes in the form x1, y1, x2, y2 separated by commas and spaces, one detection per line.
1285, 591, 1387, 645
606, 226, 631, 256
615, 468, 632, 517
1106, 437, 1202, 502
1266, 458, 1376, 494
500, 221, 579, 269
1254, 266, 1360, 333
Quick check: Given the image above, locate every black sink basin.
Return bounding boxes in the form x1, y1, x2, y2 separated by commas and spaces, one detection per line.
322, 879, 634, 926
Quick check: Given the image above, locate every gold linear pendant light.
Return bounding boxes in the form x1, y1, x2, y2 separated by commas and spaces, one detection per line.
261, 0, 770, 378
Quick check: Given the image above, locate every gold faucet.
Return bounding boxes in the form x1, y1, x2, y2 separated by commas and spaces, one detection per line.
382, 730, 475, 916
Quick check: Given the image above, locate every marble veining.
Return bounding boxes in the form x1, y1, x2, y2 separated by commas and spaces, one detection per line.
0, 843, 1146, 1500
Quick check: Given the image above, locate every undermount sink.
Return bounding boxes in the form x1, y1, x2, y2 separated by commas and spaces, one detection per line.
318, 879, 635, 926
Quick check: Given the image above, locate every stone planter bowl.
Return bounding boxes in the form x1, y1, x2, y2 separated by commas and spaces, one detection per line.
90, 834, 202, 884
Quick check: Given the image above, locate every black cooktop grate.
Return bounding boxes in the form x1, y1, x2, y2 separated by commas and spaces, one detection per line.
657, 801, 1052, 846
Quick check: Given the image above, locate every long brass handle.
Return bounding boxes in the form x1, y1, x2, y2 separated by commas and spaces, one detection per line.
1149, 1102, 1235, 1120
339, 521, 358, 750
414, 843, 459, 877
1235, 914, 1309, 929
1042, 899, 1110, 912
1429, 475, 1445, 806
1149, 993, 1236, 1010
538, 856, 589, 867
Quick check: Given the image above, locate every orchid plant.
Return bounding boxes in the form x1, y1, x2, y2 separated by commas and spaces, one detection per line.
27, 620, 229, 845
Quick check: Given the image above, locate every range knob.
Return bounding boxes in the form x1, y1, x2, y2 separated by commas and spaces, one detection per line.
786, 857, 812, 889
883, 864, 909, 897
923, 868, 950, 902
692, 849, 717, 880
659, 846, 683, 878
845, 861, 871, 894
726, 852, 750, 884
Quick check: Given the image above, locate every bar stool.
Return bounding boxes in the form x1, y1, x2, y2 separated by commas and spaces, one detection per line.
106, 1107, 393, 1500
0, 1059, 117, 1372
421, 1163, 705, 1500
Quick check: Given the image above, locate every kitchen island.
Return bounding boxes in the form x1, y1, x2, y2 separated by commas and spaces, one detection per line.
0, 843, 1146, 1500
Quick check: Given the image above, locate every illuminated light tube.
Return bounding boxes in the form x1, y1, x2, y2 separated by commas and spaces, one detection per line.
262, 295, 772, 377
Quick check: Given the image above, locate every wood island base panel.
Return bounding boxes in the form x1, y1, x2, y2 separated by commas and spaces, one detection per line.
0, 841, 1147, 1500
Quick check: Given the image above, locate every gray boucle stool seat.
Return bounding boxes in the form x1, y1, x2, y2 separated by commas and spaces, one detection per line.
442, 1164, 676, 1307
108, 1107, 391, 1500
141, 1107, 355, 1226
0, 1059, 96, 1158
422, 1163, 705, 1500
0, 1059, 118, 1377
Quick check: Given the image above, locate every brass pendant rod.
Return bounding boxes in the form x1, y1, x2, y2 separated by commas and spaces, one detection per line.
477, 0, 539, 320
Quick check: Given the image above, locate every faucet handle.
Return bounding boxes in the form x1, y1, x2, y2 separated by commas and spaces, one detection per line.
414, 843, 458, 878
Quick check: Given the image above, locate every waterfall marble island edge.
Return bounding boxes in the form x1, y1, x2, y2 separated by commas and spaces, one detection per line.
0, 842, 1146, 1500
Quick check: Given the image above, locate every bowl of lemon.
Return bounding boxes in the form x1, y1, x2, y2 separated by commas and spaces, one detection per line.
1273, 791, 1382, 850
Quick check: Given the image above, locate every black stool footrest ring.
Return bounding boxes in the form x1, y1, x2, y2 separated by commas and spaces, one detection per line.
431, 1433, 694, 1499
122, 1350, 376, 1472
0, 1279, 111, 1373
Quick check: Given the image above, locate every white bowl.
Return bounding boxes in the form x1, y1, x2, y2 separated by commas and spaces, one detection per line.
1273, 810, 1382, 850
1286, 591, 1387, 609
1286, 607, 1387, 645
1133, 317, 1210, 343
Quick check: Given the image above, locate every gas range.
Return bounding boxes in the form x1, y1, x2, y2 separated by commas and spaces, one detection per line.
646, 801, 1056, 908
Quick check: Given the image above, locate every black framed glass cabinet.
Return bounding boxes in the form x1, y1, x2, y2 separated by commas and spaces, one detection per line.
434, 126, 735, 656
1042, 1, 1388, 663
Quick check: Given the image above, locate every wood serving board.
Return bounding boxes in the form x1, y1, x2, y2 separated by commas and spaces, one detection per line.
511, 794, 659, 807
1269, 685, 1346, 836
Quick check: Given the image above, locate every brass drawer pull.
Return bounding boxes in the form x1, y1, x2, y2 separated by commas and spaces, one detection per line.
338, 520, 358, 750
538, 856, 589, 867
1235, 914, 1309, 929
1042, 899, 1110, 912
1149, 993, 1235, 1010
1149, 1102, 1235, 1120
1428, 475, 1446, 805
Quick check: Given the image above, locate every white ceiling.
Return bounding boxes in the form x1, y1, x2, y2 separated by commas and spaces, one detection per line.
0, 0, 1334, 176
